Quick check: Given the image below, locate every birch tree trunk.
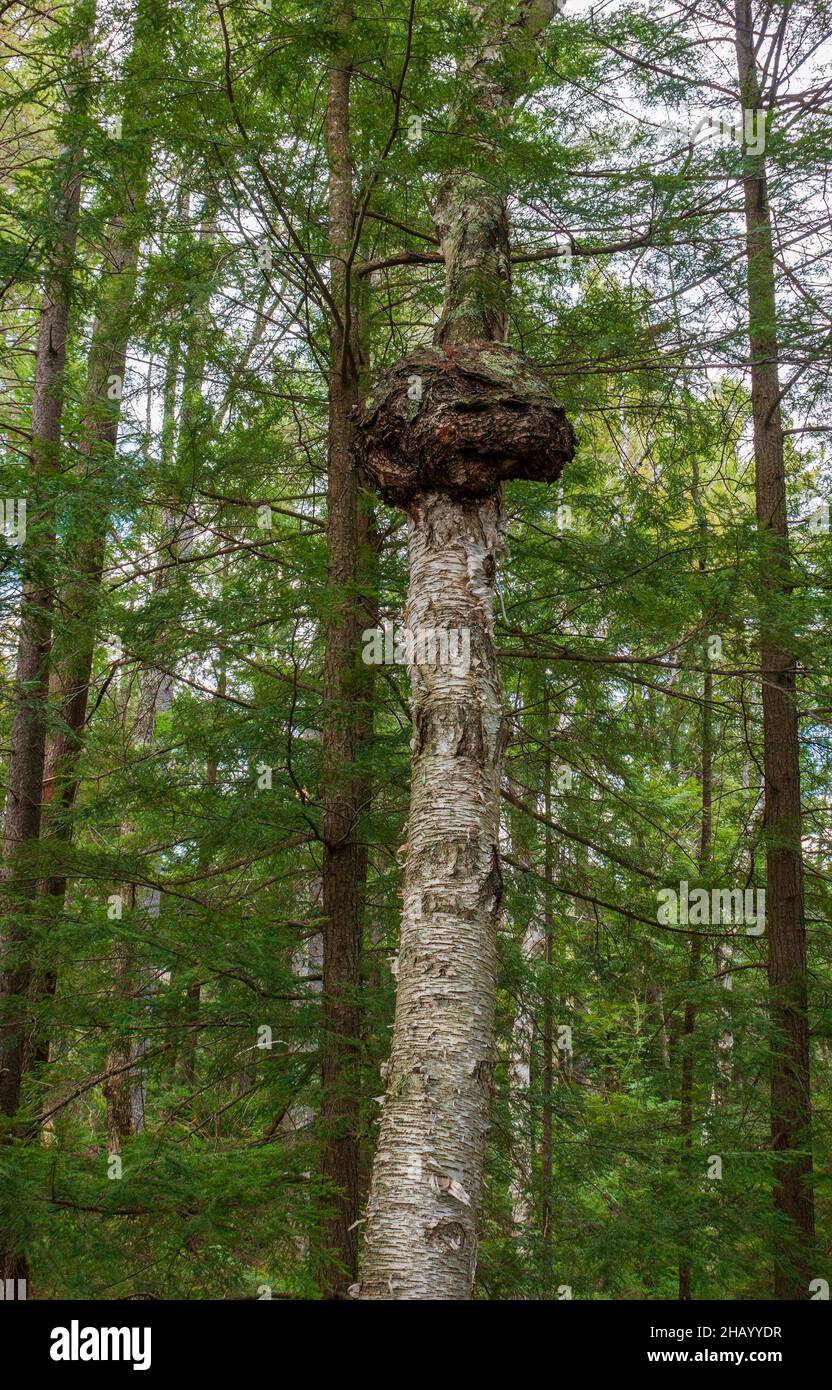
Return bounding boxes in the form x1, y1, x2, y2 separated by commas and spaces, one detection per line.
733, 0, 814, 1297
360, 493, 506, 1298
358, 0, 572, 1299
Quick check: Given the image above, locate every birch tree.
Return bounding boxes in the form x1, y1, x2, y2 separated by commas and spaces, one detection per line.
357, 0, 574, 1299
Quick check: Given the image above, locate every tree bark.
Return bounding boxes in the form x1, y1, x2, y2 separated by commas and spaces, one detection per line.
733, 0, 814, 1298
318, 1, 376, 1295
359, 492, 505, 1298
0, 0, 93, 1285
678, 652, 712, 1299
541, 708, 554, 1289
359, 0, 567, 1300
39, 0, 160, 919
0, 8, 91, 1110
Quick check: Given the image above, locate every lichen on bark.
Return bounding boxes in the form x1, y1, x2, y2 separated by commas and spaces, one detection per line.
357, 0, 572, 1301
358, 491, 506, 1298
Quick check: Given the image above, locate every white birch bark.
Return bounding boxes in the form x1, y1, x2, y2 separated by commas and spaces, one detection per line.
358, 0, 567, 1301
360, 492, 505, 1297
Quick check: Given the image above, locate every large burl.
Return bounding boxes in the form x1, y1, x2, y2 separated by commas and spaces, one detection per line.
354, 342, 575, 508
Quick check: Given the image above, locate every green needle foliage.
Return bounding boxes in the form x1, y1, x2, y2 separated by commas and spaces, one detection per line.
0, 0, 829, 1299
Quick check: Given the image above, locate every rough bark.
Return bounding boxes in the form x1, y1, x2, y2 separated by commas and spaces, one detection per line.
359, 492, 506, 1298
36, 223, 138, 847
0, 3, 93, 1286
358, 0, 571, 1300
734, 0, 814, 1298
36, 196, 150, 1085
541, 717, 554, 1286
318, 1, 376, 1295
355, 345, 573, 509
0, 10, 91, 1113
39, 0, 160, 917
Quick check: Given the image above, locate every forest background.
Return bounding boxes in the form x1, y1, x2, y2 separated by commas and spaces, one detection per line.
1, 0, 831, 1301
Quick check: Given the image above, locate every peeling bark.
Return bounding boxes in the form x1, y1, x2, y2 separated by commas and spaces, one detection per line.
358, 0, 570, 1301
360, 493, 505, 1298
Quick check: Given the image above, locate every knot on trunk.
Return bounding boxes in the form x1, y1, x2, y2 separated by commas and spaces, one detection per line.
353, 343, 575, 509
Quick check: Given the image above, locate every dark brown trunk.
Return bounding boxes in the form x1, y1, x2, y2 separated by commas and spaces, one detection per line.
318, 4, 375, 1294
0, 50, 90, 1099
36, 225, 144, 1000
0, 11, 92, 1285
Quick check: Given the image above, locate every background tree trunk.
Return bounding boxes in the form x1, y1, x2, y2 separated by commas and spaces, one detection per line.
733, 0, 814, 1297
0, 1, 94, 1286
40, 0, 160, 906
318, 1, 376, 1295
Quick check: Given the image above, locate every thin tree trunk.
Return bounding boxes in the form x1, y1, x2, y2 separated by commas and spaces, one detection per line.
318, 1, 375, 1295
733, 0, 814, 1297
104, 667, 173, 1151
0, 3, 93, 1285
646, 981, 671, 1073
678, 653, 712, 1299
103, 199, 215, 1148
40, 0, 160, 918
103, 375, 179, 1147
678, 460, 713, 1300
506, 782, 543, 1228
180, 657, 226, 1086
